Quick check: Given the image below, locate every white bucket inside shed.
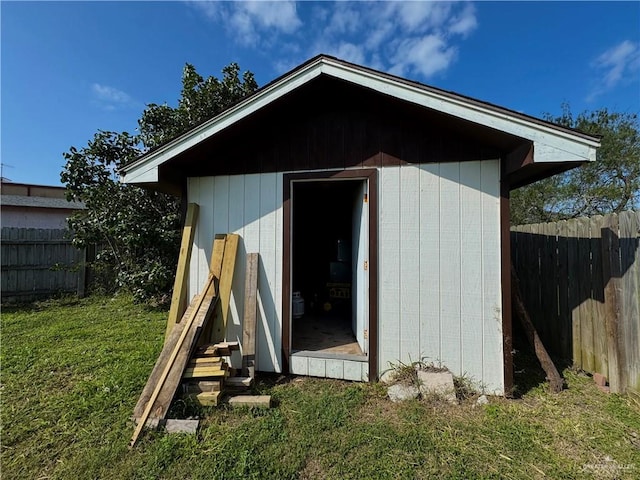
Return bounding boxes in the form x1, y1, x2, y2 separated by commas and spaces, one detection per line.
292, 291, 305, 318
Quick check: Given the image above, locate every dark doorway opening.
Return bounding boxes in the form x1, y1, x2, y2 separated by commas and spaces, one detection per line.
291, 180, 365, 355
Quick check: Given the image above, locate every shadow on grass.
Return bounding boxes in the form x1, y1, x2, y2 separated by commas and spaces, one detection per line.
511, 320, 573, 398
0, 294, 82, 313
1, 293, 171, 315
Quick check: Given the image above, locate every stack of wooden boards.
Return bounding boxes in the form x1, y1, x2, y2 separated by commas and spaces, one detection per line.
129, 208, 269, 447
181, 341, 240, 407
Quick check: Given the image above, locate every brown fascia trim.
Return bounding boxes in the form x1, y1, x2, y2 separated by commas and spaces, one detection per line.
500, 161, 514, 397
282, 168, 379, 381
282, 176, 292, 375
504, 142, 534, 177
508, 161, 587, 190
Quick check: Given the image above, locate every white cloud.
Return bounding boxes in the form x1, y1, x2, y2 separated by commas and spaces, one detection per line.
364, 21, 395, 51
333, 42, 367, 65
324, 3, 361, 36
186, 0, 219, 20
190, 0, 301, 47
390, 1, 453, 32
189, 1, 478, 81
448, 3, 477, 37
594, 40, 640, 88
588, 40, 640, 101
389, 34, 457, 78
91, 84, 136, 110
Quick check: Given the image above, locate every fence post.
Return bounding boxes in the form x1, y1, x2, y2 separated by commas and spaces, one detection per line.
77, 245, 87, 298
601, 214, 624, 393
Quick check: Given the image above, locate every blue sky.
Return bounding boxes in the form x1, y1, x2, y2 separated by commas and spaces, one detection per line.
2, 1, 639, 186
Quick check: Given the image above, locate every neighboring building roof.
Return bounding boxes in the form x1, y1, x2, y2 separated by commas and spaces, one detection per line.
120, 54, 600, 188
1, 181, 85, 210
1, 194, 85, 210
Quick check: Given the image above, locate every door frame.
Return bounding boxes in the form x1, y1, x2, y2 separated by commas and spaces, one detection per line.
282, 169, 379, 380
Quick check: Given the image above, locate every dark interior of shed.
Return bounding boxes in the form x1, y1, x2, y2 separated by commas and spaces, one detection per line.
291, 180, 363, 355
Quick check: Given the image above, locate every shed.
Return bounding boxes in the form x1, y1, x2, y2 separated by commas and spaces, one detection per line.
121, 55, 600, 395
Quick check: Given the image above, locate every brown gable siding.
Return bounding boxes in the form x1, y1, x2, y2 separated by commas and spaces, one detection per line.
161, 76, 509, 179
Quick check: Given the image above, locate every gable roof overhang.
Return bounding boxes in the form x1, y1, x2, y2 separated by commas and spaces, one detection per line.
120, 55, 600, 192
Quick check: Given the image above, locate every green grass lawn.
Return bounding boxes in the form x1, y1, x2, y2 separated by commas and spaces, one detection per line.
2, 295, 639, 479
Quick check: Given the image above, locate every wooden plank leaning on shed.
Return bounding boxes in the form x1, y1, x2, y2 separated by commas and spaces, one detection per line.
130, 234, 238, 447
165, 203, 199, 341
511, 263, 564, 393
242, 253, 259, 379
201, 234, 239, 345
130, 271, 216, 447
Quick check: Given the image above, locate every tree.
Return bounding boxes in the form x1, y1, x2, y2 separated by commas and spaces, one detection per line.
511, 105, 640, 225
61, 63, 258, 303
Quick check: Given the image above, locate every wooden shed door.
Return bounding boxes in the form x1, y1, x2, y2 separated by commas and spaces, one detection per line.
352, 179, 368, 354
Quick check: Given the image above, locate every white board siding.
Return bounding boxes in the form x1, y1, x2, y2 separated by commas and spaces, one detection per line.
189, 177, 212, 295
481, 162, 504, 393
227, 176, 246, 367
379, 167, 401, 368
399, 166, 421, 362
290, 354, 368, 381
378, 162, 503, 393
187, 173, 283, 373
188, 161, 503, 393
419, 164, 441, 364
460, 163, 484, 378
438, 163, 462, 375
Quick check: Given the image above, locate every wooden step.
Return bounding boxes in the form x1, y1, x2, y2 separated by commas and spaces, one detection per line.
225, 376, 253, 388
182, 380, 222, 394
183, 365, 229, 379
184, 391, 221, 407
195, 342, 240, 357
193, 345, 223, 357
187, 359, 224, 369
228, 395, 272, 408
189, 356, 223, 365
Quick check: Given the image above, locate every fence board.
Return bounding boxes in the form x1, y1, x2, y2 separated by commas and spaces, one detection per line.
577, 217, 595, 373
566, 219, 581, 368
590, 215, 608, 377
601, 214, 623, 392
556, 220, 570, 359
511, 211, 639, 394
619, 211, 640, 392
1, 227, 84, 302
527, 223, 541, 331
542, 222, 557, 353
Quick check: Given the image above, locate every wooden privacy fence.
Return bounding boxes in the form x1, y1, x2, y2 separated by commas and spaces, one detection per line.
1, 227, 86, 302
511, 211, 639, 393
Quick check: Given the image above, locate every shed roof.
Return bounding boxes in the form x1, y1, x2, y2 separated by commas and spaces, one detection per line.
120, 54, 600, 190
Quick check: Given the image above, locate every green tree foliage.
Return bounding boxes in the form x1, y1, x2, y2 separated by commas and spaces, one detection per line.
511, 105, 640, 225
61, 63, 258, 303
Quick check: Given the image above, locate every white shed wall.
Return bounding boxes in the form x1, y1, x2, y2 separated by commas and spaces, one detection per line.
187, 160, 503, 393
379, 162, 503, 394
188, 174, 283, 373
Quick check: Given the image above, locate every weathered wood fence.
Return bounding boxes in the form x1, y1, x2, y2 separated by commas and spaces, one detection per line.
1, 227, 86, 302
511, 211, 639, 393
